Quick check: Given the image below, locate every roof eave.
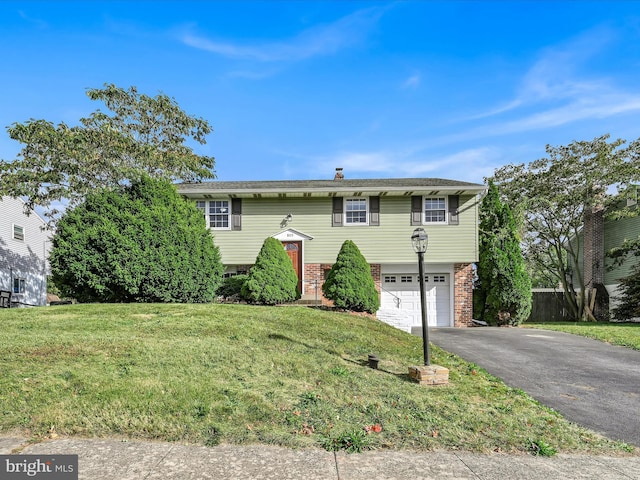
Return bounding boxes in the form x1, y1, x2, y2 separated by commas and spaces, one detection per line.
178, 184, 486, 198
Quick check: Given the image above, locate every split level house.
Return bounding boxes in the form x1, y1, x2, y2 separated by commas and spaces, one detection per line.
0, 196, 49, 307
178, 170, 486, 330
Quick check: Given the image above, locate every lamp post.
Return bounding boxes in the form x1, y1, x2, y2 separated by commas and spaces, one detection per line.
411, 227, 430, 366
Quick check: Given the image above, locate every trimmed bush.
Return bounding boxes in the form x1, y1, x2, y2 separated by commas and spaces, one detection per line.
322, 240, 380, 313
217, 275, 248, 299
50, 176, 223, 303
241, 238, 300, 305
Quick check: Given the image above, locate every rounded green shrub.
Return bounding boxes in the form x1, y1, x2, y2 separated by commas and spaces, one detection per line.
217, 274, 248, 299
322, 240, 380, 313
50, 176, 223, 303
241, 237, 300, 305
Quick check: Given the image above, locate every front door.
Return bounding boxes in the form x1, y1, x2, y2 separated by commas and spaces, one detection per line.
282, 241, 302, 294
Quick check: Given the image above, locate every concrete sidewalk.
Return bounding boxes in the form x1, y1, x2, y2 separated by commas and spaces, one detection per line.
2, 436, 639, 479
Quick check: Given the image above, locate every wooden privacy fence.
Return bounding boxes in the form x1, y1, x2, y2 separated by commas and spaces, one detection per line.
528, 289, 572, 322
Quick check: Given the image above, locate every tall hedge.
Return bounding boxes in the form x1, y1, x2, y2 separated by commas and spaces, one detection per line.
323, 240, 380, 313
50, 176, 223, 303
476, 180, 532, 325
241, 237, 300, 305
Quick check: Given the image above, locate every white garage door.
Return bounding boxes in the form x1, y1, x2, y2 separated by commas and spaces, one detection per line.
380, 273, 451, 328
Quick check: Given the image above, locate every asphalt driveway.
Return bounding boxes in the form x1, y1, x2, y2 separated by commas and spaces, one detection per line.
421, 327, 640, 447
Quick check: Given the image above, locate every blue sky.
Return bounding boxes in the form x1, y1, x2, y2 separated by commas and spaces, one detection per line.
2, 1, 640, 185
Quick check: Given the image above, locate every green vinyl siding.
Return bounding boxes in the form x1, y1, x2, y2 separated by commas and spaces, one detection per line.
206, 195, 479, 265
604, 215, 640, 284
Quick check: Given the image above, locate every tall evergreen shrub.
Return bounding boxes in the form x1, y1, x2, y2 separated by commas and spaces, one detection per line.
476, 180, 532, 325
322, 240, 380, 313
241, 237, 300, 305
612, 265, 640, 321
50, 176, 223, 303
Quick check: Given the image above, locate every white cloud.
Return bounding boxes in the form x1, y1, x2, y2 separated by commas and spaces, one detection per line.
17, 10, 48, 29
294, 146, 495, 183
467, 26, 618, 118
402, 74, 421, 89
494, 94, 640, 135
179, 6, 385, 62
458, 25, 640, 137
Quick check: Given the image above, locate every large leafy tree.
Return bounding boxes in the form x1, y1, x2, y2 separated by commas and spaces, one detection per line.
322, 240, 380, 313
475, 180, 531, 326
241, 237, 300, 305
492, 134, 640, 321
0, 84, 215, 223
50, 176, 223, 303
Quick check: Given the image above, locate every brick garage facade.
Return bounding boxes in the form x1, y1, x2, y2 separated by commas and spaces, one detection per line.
303, 263, 381, 306
243, 260, 473, 328
454, 263, 474, 327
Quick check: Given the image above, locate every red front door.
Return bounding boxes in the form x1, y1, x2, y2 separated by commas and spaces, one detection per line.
283, 241, 302, 293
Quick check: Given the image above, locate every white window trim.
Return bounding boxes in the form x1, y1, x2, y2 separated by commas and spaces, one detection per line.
344, 197, 369, 226
197, 199, 231, 230
423, 196, 448, 225
208, 199, 231, 231
12, 224, 25, 241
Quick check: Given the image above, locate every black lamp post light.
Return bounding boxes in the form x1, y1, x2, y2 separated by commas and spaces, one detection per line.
411, 227, 430, 366
408, 227, 449, 386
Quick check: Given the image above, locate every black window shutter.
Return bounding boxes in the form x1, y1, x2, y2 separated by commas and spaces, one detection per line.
448, 195, 459, 225
369, 196, 380, 226
332, 197, 343, 227
411, 196, 422, 226
231, 198, 242, 231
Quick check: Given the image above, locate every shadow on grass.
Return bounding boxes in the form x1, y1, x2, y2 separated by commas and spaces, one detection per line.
268, 333, 415, 384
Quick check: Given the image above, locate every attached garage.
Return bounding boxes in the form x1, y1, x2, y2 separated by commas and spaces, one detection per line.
378, 270, 452, 331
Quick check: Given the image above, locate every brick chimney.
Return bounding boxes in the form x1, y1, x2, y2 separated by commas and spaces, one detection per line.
583, 196, 609, 320
334, 167, 344, 180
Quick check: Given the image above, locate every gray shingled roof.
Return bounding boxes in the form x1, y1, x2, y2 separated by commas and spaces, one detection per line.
177, 177, 485, 196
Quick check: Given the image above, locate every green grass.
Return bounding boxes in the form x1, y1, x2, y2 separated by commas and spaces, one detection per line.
523, 322, 640, 351
0, 304, 635, 455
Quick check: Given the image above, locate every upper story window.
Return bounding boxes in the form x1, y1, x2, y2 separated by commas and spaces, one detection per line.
345, 198, 368, 225
12, 224, 24, 241
412, 194, 458, 226
195, 200, 230, 230
208, 200, 230, 229
195, 198, 242, 231
333, 196, 379, 227
424, 197, 447, 224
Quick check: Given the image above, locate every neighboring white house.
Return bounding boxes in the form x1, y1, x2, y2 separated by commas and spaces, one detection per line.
0, 196, 49, 306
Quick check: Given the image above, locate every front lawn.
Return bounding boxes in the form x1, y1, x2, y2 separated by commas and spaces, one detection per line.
0, 304, 634, 455
523, 322, 640, 351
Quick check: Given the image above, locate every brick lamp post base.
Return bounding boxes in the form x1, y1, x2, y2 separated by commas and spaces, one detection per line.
409, 365, 449, 386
